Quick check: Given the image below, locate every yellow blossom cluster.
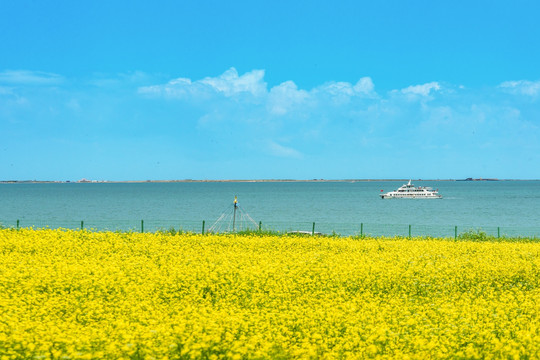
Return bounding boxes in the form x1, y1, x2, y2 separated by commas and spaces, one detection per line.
1, 228, 540, 359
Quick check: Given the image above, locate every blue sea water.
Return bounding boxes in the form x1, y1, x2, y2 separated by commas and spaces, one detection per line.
0, 181, 539, 237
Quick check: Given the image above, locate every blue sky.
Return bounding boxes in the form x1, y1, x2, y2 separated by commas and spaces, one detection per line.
1, 1, 539, 180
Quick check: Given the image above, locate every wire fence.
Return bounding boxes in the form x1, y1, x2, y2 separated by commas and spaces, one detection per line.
1, 219, 539, 239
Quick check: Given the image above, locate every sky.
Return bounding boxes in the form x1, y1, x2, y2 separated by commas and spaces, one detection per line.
1, 0, 539, 181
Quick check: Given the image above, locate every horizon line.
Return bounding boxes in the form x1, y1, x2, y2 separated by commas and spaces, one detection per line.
2, 178, 537, 184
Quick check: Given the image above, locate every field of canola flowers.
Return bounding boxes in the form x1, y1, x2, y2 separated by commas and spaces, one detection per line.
1, 229, 540, 359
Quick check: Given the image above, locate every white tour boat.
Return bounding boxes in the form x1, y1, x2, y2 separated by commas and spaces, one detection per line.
380, 180, 442, 199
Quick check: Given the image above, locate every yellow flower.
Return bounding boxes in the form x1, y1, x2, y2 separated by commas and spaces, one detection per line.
1, 229, 540, 359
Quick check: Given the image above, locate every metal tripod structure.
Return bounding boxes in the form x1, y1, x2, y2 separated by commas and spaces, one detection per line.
207, 196, 259, 233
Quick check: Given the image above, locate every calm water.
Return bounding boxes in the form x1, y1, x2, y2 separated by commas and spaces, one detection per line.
1, 181, 539, 237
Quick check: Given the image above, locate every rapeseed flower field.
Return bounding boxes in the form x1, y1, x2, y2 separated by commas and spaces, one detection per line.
1, 229, 540, 359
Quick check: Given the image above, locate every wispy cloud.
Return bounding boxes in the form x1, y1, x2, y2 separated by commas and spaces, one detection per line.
400, 82, 441, 97
4, 68, 539, 175
267, 141, 303, 159
88, 71, 152, 88
0, 70, 64, 85
499, 80, 540, 97
0, 86, 14, 95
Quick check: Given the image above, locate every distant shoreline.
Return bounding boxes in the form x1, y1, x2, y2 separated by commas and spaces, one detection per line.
1, 178, 535, 184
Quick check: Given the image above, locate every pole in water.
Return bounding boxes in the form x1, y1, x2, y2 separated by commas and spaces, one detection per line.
233, 196, 238, 232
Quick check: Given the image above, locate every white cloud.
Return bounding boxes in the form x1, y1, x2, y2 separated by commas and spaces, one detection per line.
4, 67, 539, 179
316, 81, 355, 97
354, 77, 375, 94
499, 80, 540, 96
265, 76, 376, 114
267, 141, 303, 159
0, 70, 63, 85
267, 81, 308, 115
138, 67, 267, 98
139, 71, 377, 112
200, 68, 266, 97
401, 82, 441, 96
314, 77, 376, 100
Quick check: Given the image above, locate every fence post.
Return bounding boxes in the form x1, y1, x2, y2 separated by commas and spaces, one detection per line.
202, 220, 205, 235
141, 220, 144, 233
81, 221, 84, 230
360, 223, 363, 237
312, 222, 316, 236
259, 221, 262, 232
498, 227, 500, 238
455, 226, 458, 240
408, 224, 412, 239
17, 219, 20, 230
